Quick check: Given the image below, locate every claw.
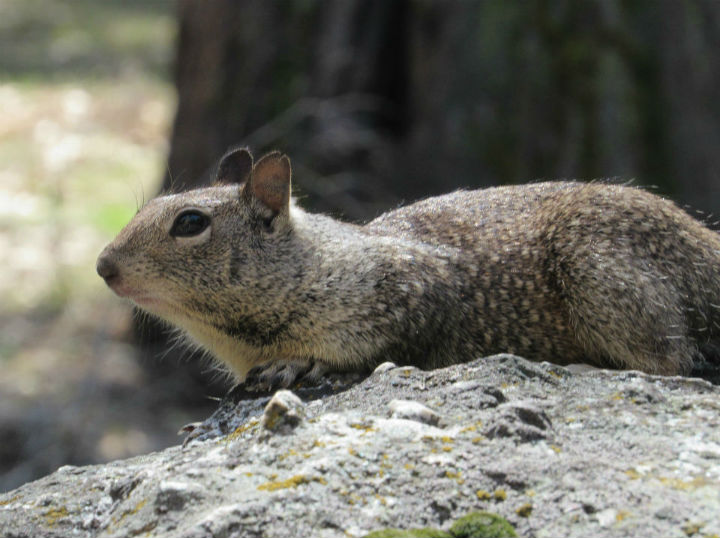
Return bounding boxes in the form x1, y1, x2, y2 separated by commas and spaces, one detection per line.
300, 362, 328, 384
270, 372, 286, 387
243, 358, 323, 391
178, 421, 202, 435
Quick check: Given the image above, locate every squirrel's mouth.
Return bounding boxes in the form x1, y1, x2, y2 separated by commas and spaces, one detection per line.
106, 280, 161, 307
100, 272, 173, 315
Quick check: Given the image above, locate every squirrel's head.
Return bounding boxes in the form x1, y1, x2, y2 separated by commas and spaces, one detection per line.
96, 148, 295, 325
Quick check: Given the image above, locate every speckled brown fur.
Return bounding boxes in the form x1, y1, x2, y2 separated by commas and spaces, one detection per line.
97, 148, 720, 387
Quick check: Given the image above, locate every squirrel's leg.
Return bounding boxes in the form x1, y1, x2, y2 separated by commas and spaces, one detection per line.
244, 358, 319, 391
555, 254, 696, 376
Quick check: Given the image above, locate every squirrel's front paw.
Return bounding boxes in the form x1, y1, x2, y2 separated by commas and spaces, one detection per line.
244, 359, 327, 392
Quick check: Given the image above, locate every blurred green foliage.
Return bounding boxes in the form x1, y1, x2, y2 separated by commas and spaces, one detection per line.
0, 0, 174, 80
0, 0, 174, 312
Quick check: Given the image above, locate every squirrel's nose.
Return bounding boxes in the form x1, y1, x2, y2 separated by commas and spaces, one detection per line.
96, 254, 119, 283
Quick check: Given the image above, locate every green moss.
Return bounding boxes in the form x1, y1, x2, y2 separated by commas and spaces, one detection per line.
450, 511, 517, 538
363, 511, 516, 538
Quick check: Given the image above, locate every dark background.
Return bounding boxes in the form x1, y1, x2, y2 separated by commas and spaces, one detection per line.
167, 0, 720, 218
2, 0, 719, 493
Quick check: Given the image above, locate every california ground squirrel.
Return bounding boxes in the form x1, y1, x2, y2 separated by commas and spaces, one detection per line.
97, 148, 720, 388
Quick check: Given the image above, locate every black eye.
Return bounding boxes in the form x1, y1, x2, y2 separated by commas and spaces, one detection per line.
170, 210, 210, 237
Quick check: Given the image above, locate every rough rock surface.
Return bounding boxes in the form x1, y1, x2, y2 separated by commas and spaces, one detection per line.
1, 355, 719, 538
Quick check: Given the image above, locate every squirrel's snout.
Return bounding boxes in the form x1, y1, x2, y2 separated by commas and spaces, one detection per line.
96, 254, 119, 283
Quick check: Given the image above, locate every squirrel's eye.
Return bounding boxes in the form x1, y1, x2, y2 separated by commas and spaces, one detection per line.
170, 210, 210, 237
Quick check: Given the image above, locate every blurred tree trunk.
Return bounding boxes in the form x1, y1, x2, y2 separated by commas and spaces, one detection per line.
163, 0, 409, 213
163, 0, 720, 212
138, 0, 720, 385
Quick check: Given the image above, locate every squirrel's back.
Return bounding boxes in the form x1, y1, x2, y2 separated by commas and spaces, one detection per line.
367, 181, 720, 374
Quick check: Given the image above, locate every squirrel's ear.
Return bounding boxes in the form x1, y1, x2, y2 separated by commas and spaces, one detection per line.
244, 151, 291, 215
216, 147, 253, 185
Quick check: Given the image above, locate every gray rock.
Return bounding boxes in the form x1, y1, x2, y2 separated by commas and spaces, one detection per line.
373, 362, 398, 374
388, 399, 441, 426
261, 389, 305, 433
1, 354, 719, 538
484, 402, 553, 442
